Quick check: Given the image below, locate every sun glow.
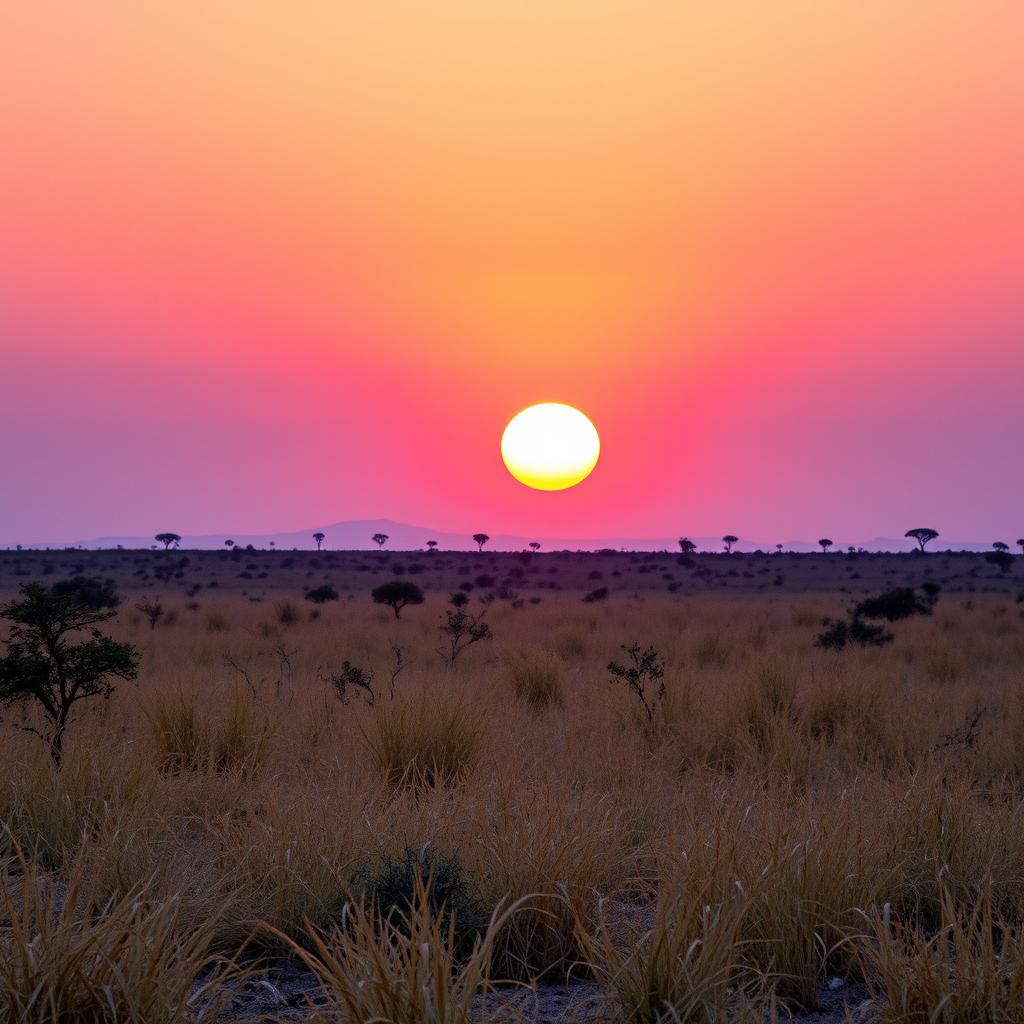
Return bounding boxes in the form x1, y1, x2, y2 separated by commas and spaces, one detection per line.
500, 403, 600, 491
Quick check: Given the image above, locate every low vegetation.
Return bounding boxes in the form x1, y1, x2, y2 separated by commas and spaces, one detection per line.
1, 547, 1024, 1021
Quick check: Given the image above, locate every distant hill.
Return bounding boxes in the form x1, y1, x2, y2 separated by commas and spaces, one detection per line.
11, 518, 1001, 553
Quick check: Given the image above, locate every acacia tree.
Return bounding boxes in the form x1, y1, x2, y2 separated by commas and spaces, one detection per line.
905, 528, 939, 552
819, 538, 833, 553
993, 541, 1010, 553
678, 538, 697, 555
472, 533, 490, 552
0, 584, 138, 765
313, 532, 325, 551
1018, 539, 1024, 555
371, 580, 425, 619
426, 540, 438, 553
155, 532, 181, 550
372, 533, 389, 550
225, 539, 234, 548
722, 535, 738, 554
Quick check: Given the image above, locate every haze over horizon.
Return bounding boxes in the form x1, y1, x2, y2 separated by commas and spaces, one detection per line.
2, 3, 1023, 542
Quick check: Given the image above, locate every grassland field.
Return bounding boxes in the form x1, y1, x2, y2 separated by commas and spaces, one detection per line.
2, 546, 1024, 1023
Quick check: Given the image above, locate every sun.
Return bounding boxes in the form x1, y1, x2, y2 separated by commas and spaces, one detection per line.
501, 403, 600, 491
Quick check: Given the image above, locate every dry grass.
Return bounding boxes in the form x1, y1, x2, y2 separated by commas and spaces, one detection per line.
268, 876, 525, 1024
0, 849, 239, 1023
861, 884, 1024, 1024
2, 551, 1024, 1020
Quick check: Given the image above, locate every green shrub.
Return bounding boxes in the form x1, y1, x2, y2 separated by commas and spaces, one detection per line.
349, 846, 488, 959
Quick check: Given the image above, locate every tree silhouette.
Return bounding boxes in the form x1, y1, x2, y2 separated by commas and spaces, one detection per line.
371, 581, 425, 619
529, 542, 541, 553
426, 540, 438, 552
372, 533, 389, 550
155, 532, 181, 550
775, 544, 783, 554
313, 532, 325, 551
993, 541, 1010, 553
225, 539, 234, 548
472, 533, 490, 552
0, 584, 139, 765
678, 538, 697, 555
722, 535, 738, 554
1017, 539, 1024, 555
905, 528, 939, 552
819, 538, 833, 553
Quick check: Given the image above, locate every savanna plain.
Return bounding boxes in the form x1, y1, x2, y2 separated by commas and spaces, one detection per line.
3, 546, 1024, 1024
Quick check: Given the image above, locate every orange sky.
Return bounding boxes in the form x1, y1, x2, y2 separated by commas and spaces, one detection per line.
2, 3, 1023, 543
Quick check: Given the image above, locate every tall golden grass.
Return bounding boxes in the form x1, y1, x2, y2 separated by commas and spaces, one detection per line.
2, 584, 1024, 1020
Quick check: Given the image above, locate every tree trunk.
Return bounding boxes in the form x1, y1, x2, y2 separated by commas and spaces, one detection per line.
49, 726, 64, 767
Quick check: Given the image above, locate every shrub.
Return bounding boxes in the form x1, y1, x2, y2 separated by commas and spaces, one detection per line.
583, 586, 609, 603
854, 587, 937, 622
438, 607, 492, 666
49, 575, 120, 610
349, 846, 488, 959
814, 616, 893, 650
306, 584, 340, 604
608, 644, 666, 723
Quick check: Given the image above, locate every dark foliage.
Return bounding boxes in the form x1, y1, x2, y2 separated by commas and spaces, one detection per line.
0, 583, 138, 764
324, 660, 376, 705
371, 580, 425, 619
305, 584, 339, 604
814, 616, 894, 651
986, 550, 1015, 574
854, 587, 938, 622
50, 575, 120, 611
349, 846, 488, 960
607, 643, 666, 722
438, 607, 492, 666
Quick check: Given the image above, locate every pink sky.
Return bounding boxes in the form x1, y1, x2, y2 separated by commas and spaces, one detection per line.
2, 3, 1023, 545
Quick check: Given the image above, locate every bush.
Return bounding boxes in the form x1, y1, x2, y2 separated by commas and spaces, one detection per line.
815, 616, 893, 650
50, 575, 120, 610
305, 584, 340, 604
349, 847, 488, 959
854, 587, 937, 622
583, 586, 609, 603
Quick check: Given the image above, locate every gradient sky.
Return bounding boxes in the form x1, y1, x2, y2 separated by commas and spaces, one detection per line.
2, 2, 1023, 545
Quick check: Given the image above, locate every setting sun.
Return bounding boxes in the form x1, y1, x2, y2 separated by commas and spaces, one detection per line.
500, 403, 600, 491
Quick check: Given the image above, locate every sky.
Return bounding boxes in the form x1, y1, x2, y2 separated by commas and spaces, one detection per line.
2, 2, 1023, 545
